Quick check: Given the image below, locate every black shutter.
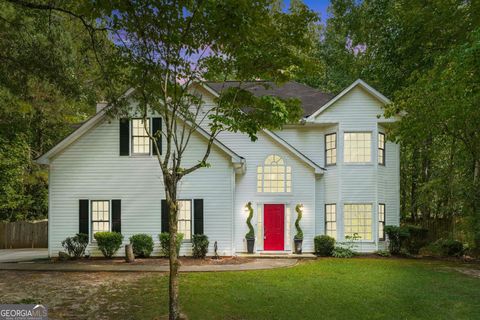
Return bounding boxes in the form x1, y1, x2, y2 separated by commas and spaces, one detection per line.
161, 200, 169, 233
119, 118, 130, 156
112, 200, 121, 233
152, 117, 162, 155
194, 199, 204, 235
79, 199, 89, 236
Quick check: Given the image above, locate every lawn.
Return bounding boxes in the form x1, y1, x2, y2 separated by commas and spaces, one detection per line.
92, 258, 480, 319
1, 258, 479, 319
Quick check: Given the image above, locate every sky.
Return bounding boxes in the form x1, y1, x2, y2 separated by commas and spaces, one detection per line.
284, 0, 331, 23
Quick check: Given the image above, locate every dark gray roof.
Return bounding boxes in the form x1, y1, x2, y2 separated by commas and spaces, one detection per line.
205, 81, 334, 117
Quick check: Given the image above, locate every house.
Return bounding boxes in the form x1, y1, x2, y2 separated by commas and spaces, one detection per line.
37, 79, 400, 257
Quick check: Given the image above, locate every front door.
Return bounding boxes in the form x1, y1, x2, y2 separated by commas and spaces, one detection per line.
264, 204, 285, 251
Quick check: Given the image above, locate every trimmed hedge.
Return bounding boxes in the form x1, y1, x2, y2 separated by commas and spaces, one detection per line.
314, 235, 335, 256
192, 234, 209, 258
129, 233, 154, 258
94, 232, 123, 258
159, 232, 184, 257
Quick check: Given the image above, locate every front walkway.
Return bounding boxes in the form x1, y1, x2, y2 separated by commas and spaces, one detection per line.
0, 258, 297, 272
0, 248, 48, 263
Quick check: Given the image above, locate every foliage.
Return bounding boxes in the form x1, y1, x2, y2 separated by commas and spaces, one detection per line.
375, 250, 391, 257
385, 226, 409, 255
129, 233, 154, 258
332, 246, 355, 258
61, 233, 88, 259
332, 233, 360, 258
192, 234, 209, 259
314, 235, 335, 256
159, 233, 184, 258
402, 225, 429, 255
245, 202, 255, 239
294, 204, 303, 240
93, 232, 124, 258
421, 239, 464, 257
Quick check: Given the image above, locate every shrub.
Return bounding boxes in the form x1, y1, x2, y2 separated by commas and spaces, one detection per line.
192, 234, 209, 258
332, 247, 355, 258
159, 232, 184, 257
438, 239, 464, 257
402, 225, 428, 254
61, 233, 89, 258
129, 233, 154, 258
314, 235, 335, 256
93, 232, 123, 258
385, 225, 409, 254
375, 250, 391, 257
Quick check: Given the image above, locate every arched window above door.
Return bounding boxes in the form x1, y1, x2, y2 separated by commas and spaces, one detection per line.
257, 155, 291, 193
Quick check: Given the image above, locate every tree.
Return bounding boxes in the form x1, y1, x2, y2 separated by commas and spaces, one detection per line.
7, 1, 319, 318
0, 1, 118, 221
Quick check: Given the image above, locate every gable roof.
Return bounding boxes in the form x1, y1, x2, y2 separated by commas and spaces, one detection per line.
199, 82, 325, 174
35, 92, 245, 169
306, 79, 391, 121
205, 81, 334, 118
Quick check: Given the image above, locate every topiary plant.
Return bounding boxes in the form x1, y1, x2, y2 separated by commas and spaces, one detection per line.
245, 202, 254, 239
294, 204, 303, 240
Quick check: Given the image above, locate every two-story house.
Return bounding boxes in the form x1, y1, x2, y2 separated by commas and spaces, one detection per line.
37, 79, 399, 257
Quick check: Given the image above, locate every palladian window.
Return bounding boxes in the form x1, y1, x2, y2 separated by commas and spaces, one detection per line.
257, 155, 291, 193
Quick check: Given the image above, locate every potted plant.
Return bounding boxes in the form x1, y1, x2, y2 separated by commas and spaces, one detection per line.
245, 202, 255, 253
294, 204, 304, 254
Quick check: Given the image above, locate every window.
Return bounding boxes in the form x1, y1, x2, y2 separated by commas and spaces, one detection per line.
344, 132, 372, 163
378, 204, 385, 240
378, 132, 385, 165
257, 155, 291, 193
344, 204, 373, 240
91, 200, 110, 239
325, 204, 337, 239
325, 133, 337, 166
132, 118, 150, 155
178, 200, 192, 240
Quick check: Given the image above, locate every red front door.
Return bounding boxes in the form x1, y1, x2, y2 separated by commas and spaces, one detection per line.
264, 204, 285, 251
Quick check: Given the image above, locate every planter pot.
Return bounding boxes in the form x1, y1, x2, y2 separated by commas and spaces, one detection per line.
294, 238, 303, 254
246, 238, 255, 253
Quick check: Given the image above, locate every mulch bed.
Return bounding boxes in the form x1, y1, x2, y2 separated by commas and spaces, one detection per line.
44, 256, 251, 266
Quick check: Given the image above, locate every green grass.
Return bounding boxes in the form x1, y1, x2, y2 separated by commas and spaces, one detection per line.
93, 258, 480, 319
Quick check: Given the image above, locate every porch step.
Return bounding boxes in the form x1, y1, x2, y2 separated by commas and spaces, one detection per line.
237, 253, 316, 259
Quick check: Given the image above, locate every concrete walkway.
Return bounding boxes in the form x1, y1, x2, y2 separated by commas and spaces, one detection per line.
0, 258, 297, 273
0, 248, 48, 263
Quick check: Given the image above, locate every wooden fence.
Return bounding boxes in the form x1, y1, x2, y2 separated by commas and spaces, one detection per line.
0, 220, 48, 249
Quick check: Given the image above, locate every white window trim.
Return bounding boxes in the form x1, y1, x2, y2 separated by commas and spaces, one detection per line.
130, 118, 152, 157
177, 199, 193, 242
378, 132, 386, 166
256, 155, 292, 194
325, 132, 337, 167
89, 199, 112, 243
343, 202, 375, 243
325, 203, 337, 239
343, 131, 373, 164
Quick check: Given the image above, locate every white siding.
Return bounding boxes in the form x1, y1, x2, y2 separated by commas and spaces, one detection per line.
49, 115, 234, 257
216, 130, 317, 253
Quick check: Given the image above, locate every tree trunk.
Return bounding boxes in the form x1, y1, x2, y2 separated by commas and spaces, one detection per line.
166, 179, 180, 320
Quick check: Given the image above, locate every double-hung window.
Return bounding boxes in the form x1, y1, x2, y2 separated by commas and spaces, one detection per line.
325, 133, 337, 166
378, 204, 385, 240
325, 204, 337, 238
91, 200, 110, 239
178, 200, 192, 241
131, 118, 150, 155
344, 204, 373, 240
378, 132, 386, 165
344, 132, 372, 163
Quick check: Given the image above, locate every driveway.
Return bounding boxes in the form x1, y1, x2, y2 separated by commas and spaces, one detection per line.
0, 248, 48, 262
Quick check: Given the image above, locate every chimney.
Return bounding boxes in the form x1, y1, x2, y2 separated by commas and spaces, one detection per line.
96, 101, 108, 113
